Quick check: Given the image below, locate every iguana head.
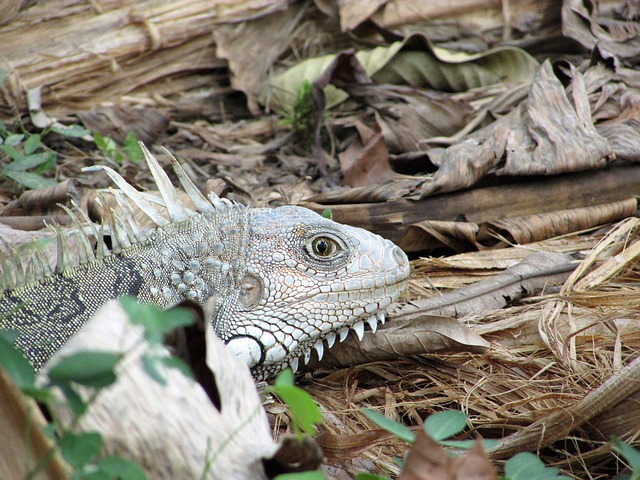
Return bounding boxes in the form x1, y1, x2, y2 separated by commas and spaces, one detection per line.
212, 206, 410, 380
88, 145, 409, 380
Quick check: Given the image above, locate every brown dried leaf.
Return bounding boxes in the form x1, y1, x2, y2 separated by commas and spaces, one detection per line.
338, 121, 393, 187
398, 430, 451, 480
78, 106, 168, 145
480, 198, 637, 248
420, 113, 512, 196
213, 1, 306, 114
317, 429, 396, 462
0, 371, 67, 480
334, 0, 387, 31
451, 440, 496, 480
311, 314, 488, 370
562, 0, 640, 62
344, 84, 470, 153
499, 61, 612, 176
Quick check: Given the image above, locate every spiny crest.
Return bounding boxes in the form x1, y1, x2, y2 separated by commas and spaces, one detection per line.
0, 142, 235, 295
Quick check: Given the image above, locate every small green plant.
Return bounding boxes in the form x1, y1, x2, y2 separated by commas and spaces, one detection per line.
0, 298, 195, 479
359, 408, 573, 480
269, 368, 322, 440
0, 121, 90, 190
279, 80, 316, 149
612, 436, 640, 480
93, 131, 143, 166
501, 452, 570, 480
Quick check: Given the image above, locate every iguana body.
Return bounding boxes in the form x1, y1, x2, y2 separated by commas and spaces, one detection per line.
0, 145, 410, 379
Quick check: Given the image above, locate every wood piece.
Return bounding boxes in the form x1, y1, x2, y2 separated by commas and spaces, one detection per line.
302, 164, 640, 245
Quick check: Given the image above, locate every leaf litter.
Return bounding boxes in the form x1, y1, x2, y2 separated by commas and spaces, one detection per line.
2, 0, 640, 479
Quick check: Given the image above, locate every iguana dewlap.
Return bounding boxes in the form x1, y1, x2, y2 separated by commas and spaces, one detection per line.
0, 144, 410, 379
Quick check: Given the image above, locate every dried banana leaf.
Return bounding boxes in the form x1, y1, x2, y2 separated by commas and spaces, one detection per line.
263, 33, 538, 114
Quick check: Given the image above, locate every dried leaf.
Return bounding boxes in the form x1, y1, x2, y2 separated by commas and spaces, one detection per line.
451, 440, 496, 480
499, 61, 612, 176
264, 34, 538, 114
562, 0, 640, 62
334, 0, 387, 31
338, 121, 393, 187
0, 371, 67, 480
480, 198, 637, 248
311, 314, 489, 370
345, 84, 471, 152
398, 430, 451, 480
213, 1, 306, 114
317, 430, 395, 461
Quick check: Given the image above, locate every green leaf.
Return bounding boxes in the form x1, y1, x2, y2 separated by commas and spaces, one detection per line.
59, 431, 102, 470
24, 134, 41, 155
504, 452, 566, 480
93, 132, 117, 155
5, 133, 24, 146
5, 152, 53, 171
0, 330, 36, 390
424, 410, 468, 441
123, 132, 143, 163
274, 471, 325, 480
47, 351, 120, 388
50, 124, 91, 138
612, 437, 640, 472
321, 208, 332, 220
361, 408, 415, 444
96, 456, 146, 480
275, 367, 295, 387
271, 384, 322, 438
120, 297, 194, 344
57, 383, 88, 418
2, 144, 25, 161
2, 169, 56, 189
356, 474, 390, 480
141, 351, 166, 385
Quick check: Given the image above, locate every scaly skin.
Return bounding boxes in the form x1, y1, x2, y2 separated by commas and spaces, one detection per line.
0, 146, 410, 379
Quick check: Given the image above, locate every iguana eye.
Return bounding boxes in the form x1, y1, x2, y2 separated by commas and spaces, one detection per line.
311, 236, 338, 257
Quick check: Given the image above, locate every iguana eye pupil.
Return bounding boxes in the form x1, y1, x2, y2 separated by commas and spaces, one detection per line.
313, 237, 334, 256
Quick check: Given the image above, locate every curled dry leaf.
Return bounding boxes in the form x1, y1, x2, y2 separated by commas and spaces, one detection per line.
42, 300, 278, 480
212, 1, 306, 114
0, 370, 67, 480
310, 314, 489, 370
398, 430, 451, 480
420, 60, 617, 197
400, 198, 637, 252
498, 61, 612, 176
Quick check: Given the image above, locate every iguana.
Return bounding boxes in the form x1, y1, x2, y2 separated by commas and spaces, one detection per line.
0, 144, 410, 379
